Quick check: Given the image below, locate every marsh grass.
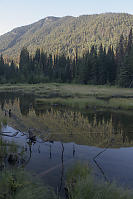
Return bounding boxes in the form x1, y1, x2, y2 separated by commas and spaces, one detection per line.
0, 83, 133, 97
0, 83, 133, 109
66, 163, 133, 199
35, 96, 133, 110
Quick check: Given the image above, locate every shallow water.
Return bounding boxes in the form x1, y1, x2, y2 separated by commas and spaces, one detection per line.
1, 92, 133, 192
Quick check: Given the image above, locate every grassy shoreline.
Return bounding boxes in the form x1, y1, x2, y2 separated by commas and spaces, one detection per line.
0, 83, 133, 110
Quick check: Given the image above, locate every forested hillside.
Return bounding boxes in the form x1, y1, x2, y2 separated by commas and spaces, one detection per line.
0, 13, 133, 59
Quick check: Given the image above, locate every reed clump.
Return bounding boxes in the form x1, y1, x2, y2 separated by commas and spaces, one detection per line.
40, 109, 126, 147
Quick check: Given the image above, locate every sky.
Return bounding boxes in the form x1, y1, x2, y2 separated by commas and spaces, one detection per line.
0, 0, 133, 35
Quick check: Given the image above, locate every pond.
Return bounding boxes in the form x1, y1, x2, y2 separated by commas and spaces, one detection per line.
0, 92, 133, 194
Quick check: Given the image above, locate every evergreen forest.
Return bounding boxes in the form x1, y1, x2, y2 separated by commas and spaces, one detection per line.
0, 29, 133, 88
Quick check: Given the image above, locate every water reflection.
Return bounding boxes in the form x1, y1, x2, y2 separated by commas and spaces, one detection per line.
0, 125, 110, 194
0, 92, 35, 116
1, 124, 133, 191
0, 92, 133, 147
1, 92, 133, 191
0, 125, 79, 194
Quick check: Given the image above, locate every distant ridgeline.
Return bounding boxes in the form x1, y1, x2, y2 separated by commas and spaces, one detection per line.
0, 13, 133, 59
0, 28, 133, 87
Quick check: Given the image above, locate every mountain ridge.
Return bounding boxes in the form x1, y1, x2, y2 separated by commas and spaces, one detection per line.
0, 13, 133, 58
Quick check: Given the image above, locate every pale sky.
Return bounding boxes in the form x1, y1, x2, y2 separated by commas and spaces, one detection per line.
0, 0, 133, 35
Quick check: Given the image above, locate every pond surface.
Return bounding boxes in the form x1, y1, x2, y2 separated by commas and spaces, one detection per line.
1, 92, 133, 194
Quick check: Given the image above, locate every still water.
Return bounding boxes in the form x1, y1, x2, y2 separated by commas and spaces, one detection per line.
0, 92, 133, 193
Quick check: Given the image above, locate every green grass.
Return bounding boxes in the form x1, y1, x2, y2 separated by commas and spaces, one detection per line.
66, 163, 133, 199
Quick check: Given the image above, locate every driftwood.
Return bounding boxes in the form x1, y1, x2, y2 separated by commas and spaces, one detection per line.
0, 131, 19, 137
0, 128, 51, 144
